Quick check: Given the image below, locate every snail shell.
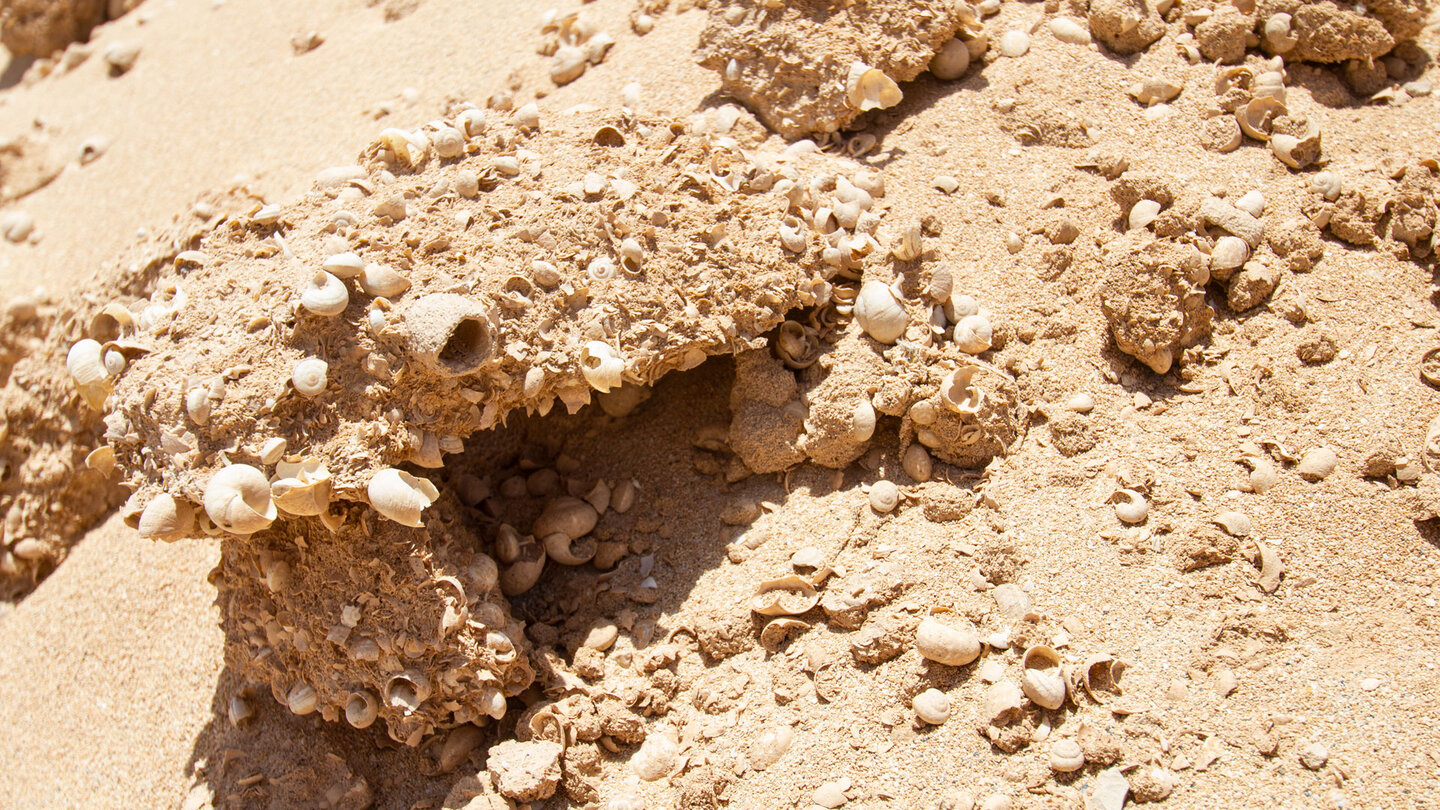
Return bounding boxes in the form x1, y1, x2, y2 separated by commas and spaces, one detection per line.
203, 464, 277, 535
291, 358, 328, 397
66, 339, 112, 411
359, 262, 412, 298
432, 126, 465, 159
345, 691, 379, 729
953, 314, 993, 354
137, 493, 195, 542
1112, 489, 1149, 524
1048, 739, 1085, 772
631, 730, 680, 781
915, 616, 981, 666
322, 252, 365, 279
286, 683, 318, 715
367, 469, 439, 527
300, 271, 349, 317
846, 62, 903, 111
854, 281, 907, 344
384, 670, 432, 714
580, 341, 625, 393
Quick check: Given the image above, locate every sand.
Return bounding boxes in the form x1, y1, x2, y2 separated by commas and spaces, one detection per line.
1, 0, 1440, 809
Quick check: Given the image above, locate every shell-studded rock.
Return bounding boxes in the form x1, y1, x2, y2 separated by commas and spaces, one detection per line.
96, 103, 837, 535
1099, 233, 1213, 375
695, 0, 969, 139
215, 500, 532, 747
903, 357, 1026, 469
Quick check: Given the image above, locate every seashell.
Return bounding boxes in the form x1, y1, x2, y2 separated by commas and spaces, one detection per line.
913, 688, 952, 725
751, 575, 820, 616
1078, 653, 1126, 702
939, 367, 984, 415
513, 102, 541, 130
1210, 235, 1250, 277
854, 281, 907, 343
981, 681, 1025, 726
286, 683, 318, 715
385, 670, 432, 714
1263, 13, 1297, 53
551, 45, 587, 84
774, 321, 820, 369
612, 479, 638, 514
903, 444, 933, 482
892, 220, 923, 261
915, 616, 981, 666
1066, 393, 1095, 413
1048, 739, 1085, 772
778, 217, 807, 253
323, 252, 365, 279
368, 468, 440, 527
851, 400, 877, 443
1112, 489, 1149, 524
359, 262, 412, 298
85, 446, 116, 474
291, 358, 328, 397
584, 30, 615, 62
868, 480, 900, 513
138, 493, 195, 542
846, 62, 903, 111
532, 496, 598, 542
455, 108, 486, 138
1297, 447, 1337, 481
432, 126, 465, 159
1253, 71, 1286, 102
345, 691, 379, 729
1253, 538, 1284, 593
203, 465, 277, 535
1270, 126, 1321, 171
1237, 97, 1286, 142
1021, 645, 1066, 709
401, 294, 492, 377
66, 339, 112, 410
378, 127, 427, 167
1309, 172, 1342, 202
1213, 510, 1251, 537
1128, 200, 1162, 231
185, 386, 211, 426
228, 695, 253, 727
953, 314, 993, 354
579, 341, 625, 392
631, 729, 679, 781
618, 237, 644, 274
270, 459, 332, 516
500, 538, 546, 596
759, 617, 810, 650
951, 294, 979, 318
300, 271, 349, 317
0, 210, 33, 242
89, 302, 135, 341
749, 725, 794, 770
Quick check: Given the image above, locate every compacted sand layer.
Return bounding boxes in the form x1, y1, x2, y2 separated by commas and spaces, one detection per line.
1, 1, 1440, 809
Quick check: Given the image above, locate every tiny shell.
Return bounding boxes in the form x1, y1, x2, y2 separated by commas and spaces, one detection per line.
1022, 668, 1066, 710
903, 444, 933, 482
203, 464, 277, 535
851, 400, 877, 442
854, 281, 907, 343
551, 45, 587, 85
914, 688, 952, 725
915, 617, 981, 666
345, 691, 379, 729
300, 271, 349, 317
66, 339, 112, 410
1128, 200, 1162, 231
368, 468, 440, 527
291, 358, 328, 397
1213, 510, 1251, 537
869, 480, 900, 513
1234, 190, 1265, 218
385, 670, 432, 714
580, 341, 625, 392
1048, 739, 1085, 772
286, 683, 318, 715
998, 30, 1030, 57
846, 62, 903, 111
359, 262, 411, 298
260, 437, 288, 465
1049, 17, 1091, 44
432, 126, 465, 159
953, 314, 993, 354
1112, 489, 1148, 524
138, 493, 195, 542
323, 252, 365, 279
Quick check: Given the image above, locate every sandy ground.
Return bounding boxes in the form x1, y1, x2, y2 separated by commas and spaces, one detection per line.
2, 0, 1440, 809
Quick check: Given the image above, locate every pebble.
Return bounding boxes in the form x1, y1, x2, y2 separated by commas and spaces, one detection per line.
998, 30, 1031, 57
1005, 232, 1024, 253
1066, 392, 1095, 413
1214, 668, 1238, 696
1299, 741, 1329, 770
1049, 16, 1091, 44
813, 779, 851, 808
582, 622, 618, 651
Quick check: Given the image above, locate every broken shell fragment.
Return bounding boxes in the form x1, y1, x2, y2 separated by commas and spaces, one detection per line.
1213, 510, 1252, 537
203, 464, 278, 535
137, 493, 195, 542
854, 281, 907, 344
385, 670, 432, 714
270, 459, 333, 517
323, 252, 365, 279
981, 681, 1025, 726
66, 338, 112, 410
1298, 447, 1338, 481
631, 729, 679, 781
1237, 97, 1286, 142
751, 575, 820, 616
1112, 489, 1149, 524
1128, 200, 1162, 231
580, 341, 625, 392
846, 62, 903, 112
1021, 646, 1067, 710
915, 616, 981, 666
300, 271, 349, 317
367, 468, 440, 527
1271, 127, 1321, 170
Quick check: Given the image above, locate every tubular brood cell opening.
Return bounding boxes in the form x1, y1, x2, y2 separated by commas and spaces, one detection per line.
403, 293, 493, 377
